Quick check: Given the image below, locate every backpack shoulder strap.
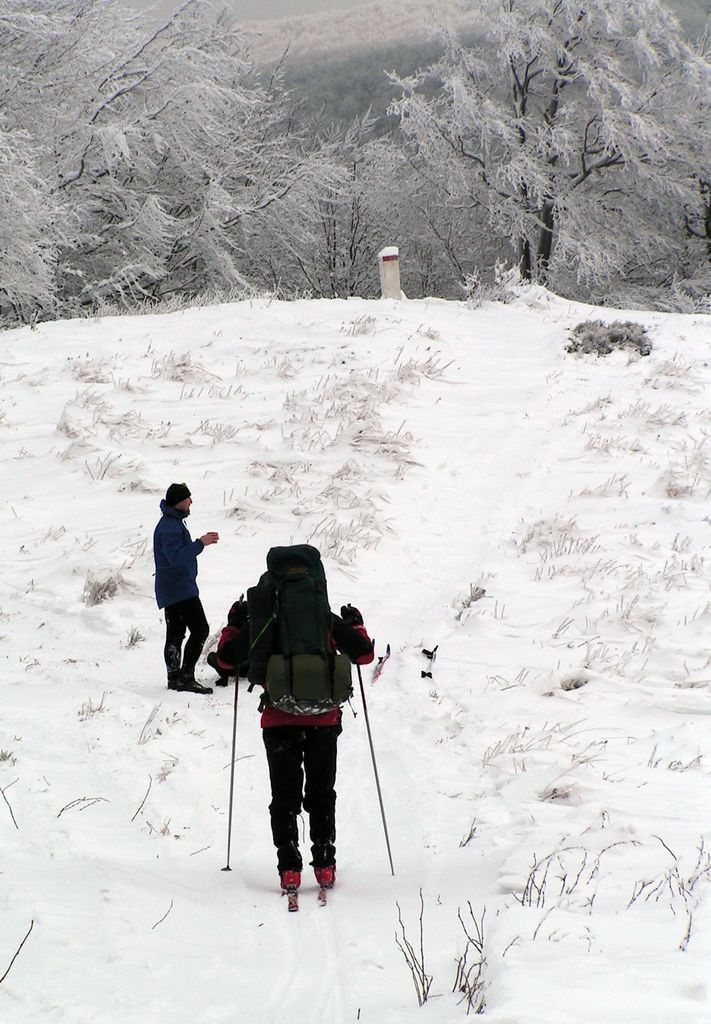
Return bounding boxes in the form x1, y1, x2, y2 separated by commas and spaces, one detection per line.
246, 573, 277, 688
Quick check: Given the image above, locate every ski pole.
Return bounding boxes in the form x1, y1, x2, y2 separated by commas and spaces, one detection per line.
222, 679, 240, 872
356, 663, 395, 876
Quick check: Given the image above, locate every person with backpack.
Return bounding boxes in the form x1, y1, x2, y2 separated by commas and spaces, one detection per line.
153, 483, 219, 695
206, 597, 250, 686
246, 545, 374, 901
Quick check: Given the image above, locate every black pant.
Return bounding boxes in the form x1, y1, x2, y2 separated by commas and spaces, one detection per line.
163, 596, 209, 679
262, 724, 342, 874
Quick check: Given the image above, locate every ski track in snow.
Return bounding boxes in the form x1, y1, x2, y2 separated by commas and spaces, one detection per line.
260, 889, 345, 1024
1, 293, 711, 1022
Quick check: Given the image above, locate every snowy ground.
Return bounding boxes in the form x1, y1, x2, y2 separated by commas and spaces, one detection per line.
1, 289, 710, 1023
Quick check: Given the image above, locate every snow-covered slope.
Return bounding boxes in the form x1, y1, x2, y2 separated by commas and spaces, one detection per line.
1, 291, 710, 1022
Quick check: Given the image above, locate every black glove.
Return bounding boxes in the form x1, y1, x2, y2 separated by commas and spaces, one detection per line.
340, 604, 363, 627
257, 687, 272, 712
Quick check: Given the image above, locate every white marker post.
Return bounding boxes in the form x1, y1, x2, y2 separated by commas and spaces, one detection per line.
378, 246, 401, 300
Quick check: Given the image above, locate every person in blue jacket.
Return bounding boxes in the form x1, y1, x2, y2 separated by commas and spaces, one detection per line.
153, 483, 219, 694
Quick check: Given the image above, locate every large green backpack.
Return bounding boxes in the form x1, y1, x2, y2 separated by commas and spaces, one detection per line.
247, 544, 352, 715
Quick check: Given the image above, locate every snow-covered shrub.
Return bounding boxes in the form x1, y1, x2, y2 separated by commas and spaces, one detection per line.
566, 320, 652, 357
124, 627, 145, 649
90, 284, 258, 319
343, 314, 377, 336
464, 262, 526, 307
454, 584, 486, 622
83, 570, 127, 605
78, 693, 107, 720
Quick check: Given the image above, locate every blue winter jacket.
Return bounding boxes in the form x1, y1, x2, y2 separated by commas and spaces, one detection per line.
153, 500, 204, 609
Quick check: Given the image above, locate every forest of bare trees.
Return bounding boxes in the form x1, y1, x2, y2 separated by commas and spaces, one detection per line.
1, 0, 710, 326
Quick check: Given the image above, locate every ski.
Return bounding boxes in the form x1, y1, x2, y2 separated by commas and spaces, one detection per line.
285, 887, 329, 910
372, 643, 391, 683
421, 644, 438, 679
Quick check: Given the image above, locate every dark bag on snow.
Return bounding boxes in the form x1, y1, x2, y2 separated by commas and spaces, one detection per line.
247, 544, 352, 715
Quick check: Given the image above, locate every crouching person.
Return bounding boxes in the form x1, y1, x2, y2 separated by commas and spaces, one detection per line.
206, 597, 250, 686
247, 544, 374, 903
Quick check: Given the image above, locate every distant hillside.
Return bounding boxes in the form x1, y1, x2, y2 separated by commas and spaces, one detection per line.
246, 0, 466, 65
246, 0, 480, 130
275, 33, 465, 131
247, 0, 709, 64
247, 0, 710, 127
126, 0, 709, 49
124, 0, 710, 128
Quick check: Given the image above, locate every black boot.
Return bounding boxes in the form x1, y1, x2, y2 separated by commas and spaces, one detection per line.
165, 644, 181, 687
175, 671, 213, 695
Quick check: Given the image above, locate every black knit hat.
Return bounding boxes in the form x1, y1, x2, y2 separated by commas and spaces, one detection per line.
165, 482, 191, 507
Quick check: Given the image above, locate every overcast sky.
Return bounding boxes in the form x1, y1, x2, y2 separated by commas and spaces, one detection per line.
130, 0, 363, 20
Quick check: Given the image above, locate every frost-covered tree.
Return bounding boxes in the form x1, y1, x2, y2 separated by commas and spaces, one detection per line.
0, 0, 317, 313
245, 114, 488, 300
0, 122, 69, 324
245, 117, 402, 298
683, 32, 711, 276
379, 139, 503, 298
391, 0, 711, 297
687, 178, 710, 258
